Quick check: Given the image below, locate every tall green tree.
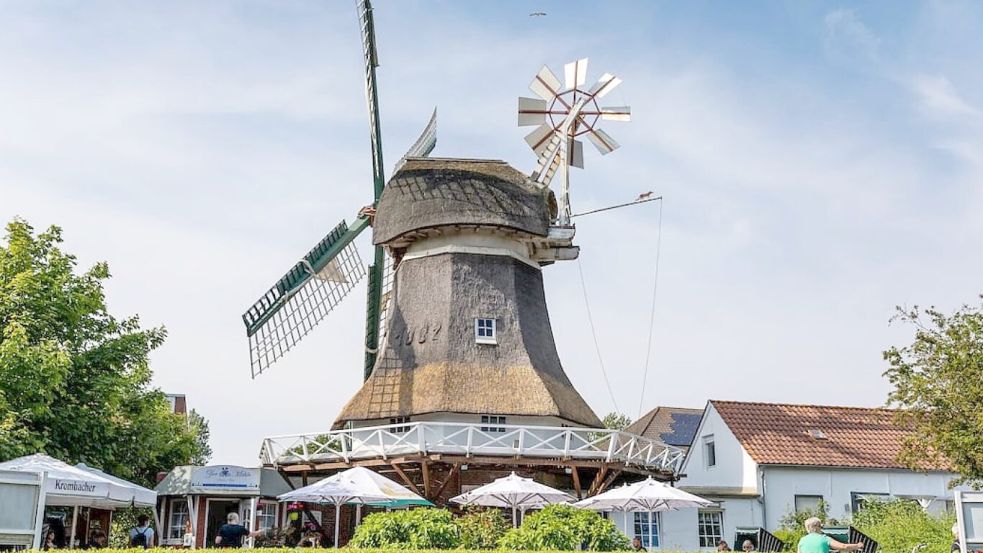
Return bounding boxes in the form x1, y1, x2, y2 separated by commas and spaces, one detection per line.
883, 300, 983, 488
0, 218, 210, 486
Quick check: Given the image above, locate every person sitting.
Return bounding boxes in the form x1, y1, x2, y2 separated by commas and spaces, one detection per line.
214, 512, 266, 548
743, 540, 756, 552
718, 540, 732, 551
632, 537, 645, 551
797, 517, 863, 553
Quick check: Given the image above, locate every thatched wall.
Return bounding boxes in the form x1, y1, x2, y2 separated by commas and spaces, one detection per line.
334, 251, 601, 428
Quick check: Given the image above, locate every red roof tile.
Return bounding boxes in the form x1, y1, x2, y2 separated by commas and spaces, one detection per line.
710, 400, 948, 471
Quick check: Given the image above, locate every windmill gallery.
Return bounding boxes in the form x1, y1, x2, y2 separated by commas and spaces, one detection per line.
226, 0, 686, 546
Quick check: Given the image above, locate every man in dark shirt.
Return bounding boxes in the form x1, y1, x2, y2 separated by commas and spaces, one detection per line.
215, 513, 265, 548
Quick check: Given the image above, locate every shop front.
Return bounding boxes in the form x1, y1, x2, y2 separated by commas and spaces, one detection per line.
155, 466, 290, 548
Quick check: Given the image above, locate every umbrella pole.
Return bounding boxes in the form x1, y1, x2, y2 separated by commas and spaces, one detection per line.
512, 506, 517, 528
69, 505, 79, 549
334, 503, 341, 548
356, 504, 362, 525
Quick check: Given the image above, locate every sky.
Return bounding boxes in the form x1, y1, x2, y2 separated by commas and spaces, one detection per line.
2, 1, 982, 465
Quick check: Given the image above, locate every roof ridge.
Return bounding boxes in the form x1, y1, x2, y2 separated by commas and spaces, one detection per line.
710, 399, 895, 412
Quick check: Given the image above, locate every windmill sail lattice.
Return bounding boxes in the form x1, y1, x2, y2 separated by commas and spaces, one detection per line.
242, 0, 439, 379
243, 219, 368, 377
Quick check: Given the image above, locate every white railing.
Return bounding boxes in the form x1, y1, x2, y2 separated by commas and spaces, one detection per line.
260, 421, 684, 473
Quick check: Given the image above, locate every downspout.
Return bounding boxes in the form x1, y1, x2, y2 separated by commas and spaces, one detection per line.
758, 468, 768, 531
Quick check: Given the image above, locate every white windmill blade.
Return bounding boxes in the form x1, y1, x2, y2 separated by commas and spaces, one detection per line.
530, 65, 562, 101
570, 139, 584, 168
524, 123, 554, 155
588, 73, 622, 99
600, 105, 631, 121
586, 128, 620, 154
517, 97, 549, 127
564, 58, 588, 90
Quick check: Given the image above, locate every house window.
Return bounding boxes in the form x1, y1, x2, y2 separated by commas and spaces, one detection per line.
475, 318, 497, 344
256, 502, 277, 531
167, 499, 189, 539
634, 512, 660, 548
795, 495, 824, 513
703, 435, 716, 467
850, 492, 889, 513
698, 510, 723, 548
389, 416, 411, 433
480, 415, 506, 433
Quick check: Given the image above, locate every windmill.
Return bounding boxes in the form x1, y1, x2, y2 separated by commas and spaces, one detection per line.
251, 9, 686, 513
241, 0, 436, 379
517, 58, 630, 225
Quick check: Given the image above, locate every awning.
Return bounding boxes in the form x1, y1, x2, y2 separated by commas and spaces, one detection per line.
0, 454, 156, 508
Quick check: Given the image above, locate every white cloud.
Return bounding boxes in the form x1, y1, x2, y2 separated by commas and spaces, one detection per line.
824, 9, 881, 63
910, 74, 981, 119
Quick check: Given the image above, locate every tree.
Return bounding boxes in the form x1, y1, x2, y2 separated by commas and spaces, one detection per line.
0, 218, 210, 486
602, 412, 633, 431
883, 300, 983, 488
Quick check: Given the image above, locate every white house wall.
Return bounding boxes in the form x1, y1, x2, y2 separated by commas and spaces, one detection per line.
760, 466, 963, 530
680, 404, 759, 492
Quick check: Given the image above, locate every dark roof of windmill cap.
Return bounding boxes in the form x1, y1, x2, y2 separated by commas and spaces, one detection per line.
373, 158, 551, 245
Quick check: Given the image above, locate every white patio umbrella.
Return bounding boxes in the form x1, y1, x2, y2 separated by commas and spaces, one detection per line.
278, 466, 428, 547
450, 472, 574, 527
574, 477, 712, 549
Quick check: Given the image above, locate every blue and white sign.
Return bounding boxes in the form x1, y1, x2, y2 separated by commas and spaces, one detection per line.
190, 466, 260, 495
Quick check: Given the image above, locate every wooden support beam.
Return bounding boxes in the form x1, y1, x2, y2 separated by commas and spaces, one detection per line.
302, 471, 309, 486
421, 460, 432, 499
433, 464, 461, 501
571, 467, 582, 500
389, 463, 421, 495
595, 469, 621, 495
588, 466, 608, 496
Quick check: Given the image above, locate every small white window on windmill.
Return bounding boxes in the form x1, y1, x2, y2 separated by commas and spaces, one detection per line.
809, 429, 828, 440
475, 318, 497, 345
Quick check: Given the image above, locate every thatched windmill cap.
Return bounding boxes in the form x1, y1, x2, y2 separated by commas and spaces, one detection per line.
373, 158, 553, 246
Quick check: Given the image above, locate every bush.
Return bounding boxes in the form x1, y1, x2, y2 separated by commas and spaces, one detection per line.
852, 499, 955, 553
455, 507, 510, 549
348, 508, 459, 549
498, 504, 631, 551
774, 498, 839, 546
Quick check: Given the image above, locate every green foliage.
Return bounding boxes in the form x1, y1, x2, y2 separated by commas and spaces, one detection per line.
498, 504, 631, 551
349, 508, 460, 549
455, 508, 510, 549
852, 499, 955, 553
774, 499, 839, 546
0, 218, 211, 485
883, 301, 983, 488
602, 413, 633, 431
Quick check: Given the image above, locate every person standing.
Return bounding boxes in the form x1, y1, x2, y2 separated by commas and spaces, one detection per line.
797, 517, 862, 553
214, 512, 265, 548
129, 515, 155, 549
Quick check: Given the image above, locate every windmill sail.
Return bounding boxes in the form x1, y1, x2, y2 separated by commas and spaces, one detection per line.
243, 217, 369, 377
392, 108, 437, 174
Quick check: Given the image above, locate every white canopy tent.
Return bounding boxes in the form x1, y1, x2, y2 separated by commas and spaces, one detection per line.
0, 454, 157, 548
450, 472, 574, 527
574, 477, 712, 548
278, 466, 429, 547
